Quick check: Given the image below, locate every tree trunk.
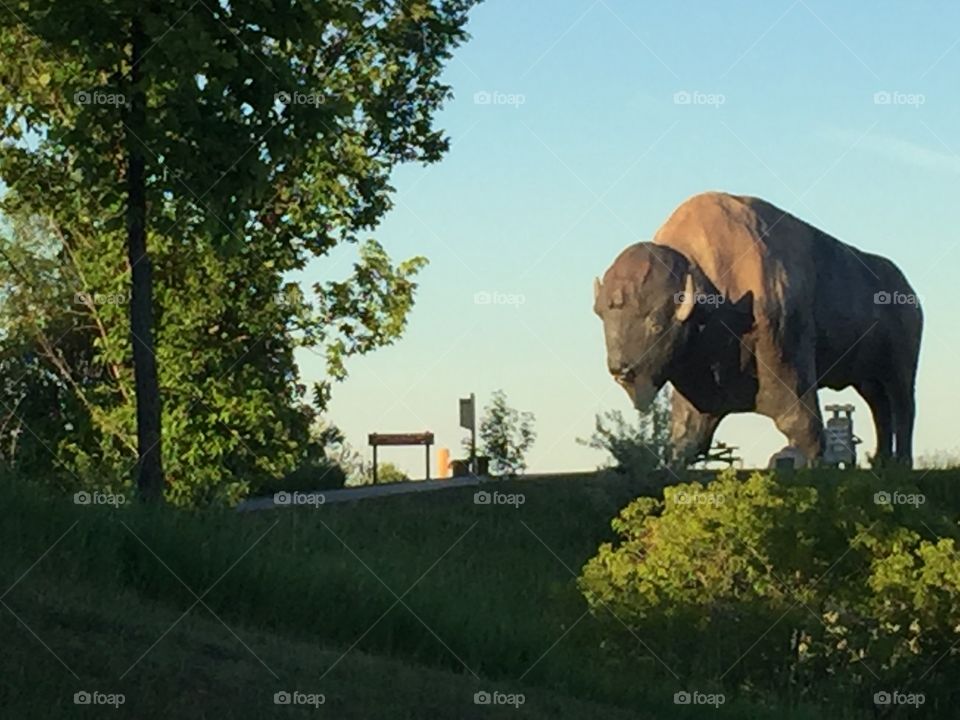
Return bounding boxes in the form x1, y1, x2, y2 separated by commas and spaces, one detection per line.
125, 16, 164, 502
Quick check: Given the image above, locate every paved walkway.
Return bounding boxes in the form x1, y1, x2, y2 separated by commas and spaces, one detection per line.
237, 474, 495, 512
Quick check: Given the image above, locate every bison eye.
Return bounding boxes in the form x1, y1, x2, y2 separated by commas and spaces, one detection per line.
644, 315, 665, 335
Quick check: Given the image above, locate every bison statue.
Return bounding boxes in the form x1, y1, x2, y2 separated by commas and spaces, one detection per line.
594, 192, 922, 467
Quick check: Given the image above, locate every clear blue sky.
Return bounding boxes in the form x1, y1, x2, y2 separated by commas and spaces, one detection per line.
295, 0, 960, 474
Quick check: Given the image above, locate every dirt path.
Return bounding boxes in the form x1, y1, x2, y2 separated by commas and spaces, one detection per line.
236, 474, 494, 511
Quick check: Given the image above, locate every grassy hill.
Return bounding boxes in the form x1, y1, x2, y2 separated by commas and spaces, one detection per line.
4, 469, 956, 718
1, 571, 644, 719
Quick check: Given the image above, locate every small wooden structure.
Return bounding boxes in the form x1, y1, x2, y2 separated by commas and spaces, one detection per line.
696, 441, 742, 469
368, 432, 434, 484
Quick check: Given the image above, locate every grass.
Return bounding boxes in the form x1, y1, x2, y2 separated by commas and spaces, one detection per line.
3, 468, 956, 718
1, 571, 645, 719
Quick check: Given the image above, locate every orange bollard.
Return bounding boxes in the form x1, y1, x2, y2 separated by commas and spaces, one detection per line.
437, 447, 451, 479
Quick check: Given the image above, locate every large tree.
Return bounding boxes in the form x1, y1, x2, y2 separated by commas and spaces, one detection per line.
0, 0, 476, 501
0, 170, 426, 506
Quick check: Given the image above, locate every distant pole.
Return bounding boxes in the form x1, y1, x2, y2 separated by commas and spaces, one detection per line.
372, 443, 378, 485
460, 393, 477, 474
425, 440, 431, 481
470, 392, 477, 472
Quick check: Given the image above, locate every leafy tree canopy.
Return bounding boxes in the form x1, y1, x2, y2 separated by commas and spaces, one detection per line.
0, 0, 477, 504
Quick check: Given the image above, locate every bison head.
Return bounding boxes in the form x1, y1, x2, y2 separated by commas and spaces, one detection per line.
594, 243, 700, 410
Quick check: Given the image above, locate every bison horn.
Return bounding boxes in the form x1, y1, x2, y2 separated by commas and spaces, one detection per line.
676, 273, 696, 322
594, 276, 601, 301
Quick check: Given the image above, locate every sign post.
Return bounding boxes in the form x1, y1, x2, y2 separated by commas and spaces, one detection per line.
459, 393, 476, 472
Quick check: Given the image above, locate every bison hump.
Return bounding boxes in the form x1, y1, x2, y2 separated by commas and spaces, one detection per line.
652, 191, 817, 322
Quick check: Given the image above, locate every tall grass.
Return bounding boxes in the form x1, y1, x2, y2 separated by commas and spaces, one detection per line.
5, 468, 957, 718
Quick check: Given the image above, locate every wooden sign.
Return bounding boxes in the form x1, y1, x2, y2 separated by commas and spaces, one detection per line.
368, 432, 434, 483
368, 432, 434, 446
459, 395, 475, 430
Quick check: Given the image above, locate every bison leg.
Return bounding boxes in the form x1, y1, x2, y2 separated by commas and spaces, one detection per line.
855, 380, 893, 465
888, 380, 915, 467
758, 346, 824, 463
670, 391, 723, 466
772, 389, 823, 464
856, 380, 893, 465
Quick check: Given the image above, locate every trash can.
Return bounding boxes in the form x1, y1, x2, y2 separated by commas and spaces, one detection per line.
451, 459, 469, 477
437, 447, 451, 478
475, 456, 490, 476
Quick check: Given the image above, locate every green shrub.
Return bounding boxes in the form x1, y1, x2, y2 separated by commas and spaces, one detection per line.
578, 388, 674, 490
470, 389, 536, 476
251, 458, 347, 496
579, 469, 960, 708
374, 462, 409, 484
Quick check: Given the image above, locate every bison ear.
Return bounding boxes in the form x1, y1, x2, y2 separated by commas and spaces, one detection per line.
675, 273, 696, 323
